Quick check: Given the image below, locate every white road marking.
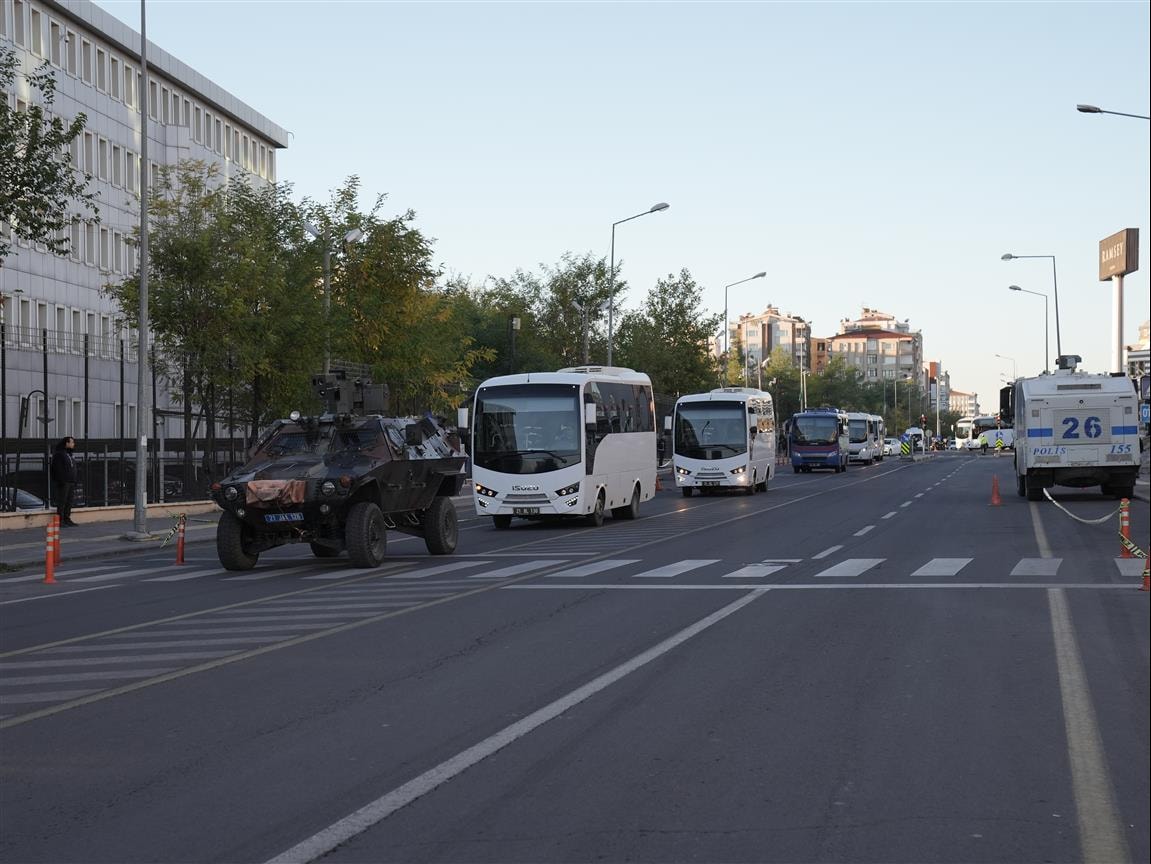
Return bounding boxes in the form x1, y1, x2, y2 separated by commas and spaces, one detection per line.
812, 545, 843, 560
1010, 558, 1063, 577
0, 689, 102, 705
504, 583, 1134, 591
145, 567, 231, 583
881, 512, 897, 520
853, 526, 875, 537
41, 637, 282, 652
1113, 559, 1146, 579
543, 560, 639, 578
0, 585, 118, 605
914, 493, 924, 498
1047, 588, 1128, 864
812, 558, 885, 579
264, 588, 770, 864
0, 668, 177, 685
722, 564, 787, 578
468, 560, 563, 580
632, 559, 720, 578
1, 651, 232, 669
900, 501, 913, 508
383, 561, 489, 579
911, 558, 973, 577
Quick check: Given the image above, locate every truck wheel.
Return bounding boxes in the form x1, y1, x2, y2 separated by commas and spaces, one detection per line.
613, 485, 640, 519
423, 496, 458, 554
217, 511, 259, 571
682, 487, 694, 497
310, 542, 342, 558
492, 515, 512, 530
346, 501, 386, 567
585, 491, 605, 527
1016, 474, 1026, 498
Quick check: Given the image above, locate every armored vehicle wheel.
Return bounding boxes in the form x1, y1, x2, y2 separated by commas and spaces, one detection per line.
423, 496, 458, 555
492, 515, 512, 530
682, 487, 694, 497
310, 542, 342, 558
1025, 477, 1045, 502
217, 511, 259, 571
1016, 473, 1026, 498
346, 501, 386, 567
585, 491, 606, 527
612, 485, 640, 519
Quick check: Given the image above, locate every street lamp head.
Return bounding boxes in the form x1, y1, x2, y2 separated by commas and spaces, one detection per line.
753, 271, 767, 279
1008, 285, 1022, 292
343, 228, 364, 246
649, 202, 670, 213
1076, 104, 1102, 114
303, 221, 321, 240
1001, 253, 1015, 261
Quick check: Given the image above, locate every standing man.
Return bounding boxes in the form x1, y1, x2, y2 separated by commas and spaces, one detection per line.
50, 436, 79, 526
979, 431, 988, 456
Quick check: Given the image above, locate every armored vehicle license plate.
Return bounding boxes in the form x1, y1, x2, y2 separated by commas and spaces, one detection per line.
513, 507, 540, 516
264, 512, 305, 523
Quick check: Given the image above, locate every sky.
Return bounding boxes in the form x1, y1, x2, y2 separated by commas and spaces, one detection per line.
95, 0, 1151, 408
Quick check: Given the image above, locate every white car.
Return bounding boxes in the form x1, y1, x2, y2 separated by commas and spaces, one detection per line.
883, 438, 896, 456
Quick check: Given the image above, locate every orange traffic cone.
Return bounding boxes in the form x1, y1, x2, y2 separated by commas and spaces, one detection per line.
655, 476, 664, 492
990, 475, 1002, 506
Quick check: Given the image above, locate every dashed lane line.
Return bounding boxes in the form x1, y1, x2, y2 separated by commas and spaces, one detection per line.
812, 545, 843, 560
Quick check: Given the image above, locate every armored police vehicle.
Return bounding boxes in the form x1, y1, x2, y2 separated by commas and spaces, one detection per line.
1008, 355, 1140, 501
210, 371, 467, 570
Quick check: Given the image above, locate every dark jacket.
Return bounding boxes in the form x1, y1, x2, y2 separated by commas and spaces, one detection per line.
51, 447, 78, 484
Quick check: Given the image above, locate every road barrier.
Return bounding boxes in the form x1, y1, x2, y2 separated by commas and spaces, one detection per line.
1041, 489, 1147, 590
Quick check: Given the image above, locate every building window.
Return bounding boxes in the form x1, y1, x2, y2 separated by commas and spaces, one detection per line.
182, 97, 190, 127
149, 81, 158, 120
50, 20, 62, 66
224, 124, 232, 158
72, 400, 83, 437
161, 87, 170, 123
30, 8, 42, 56
214, 118, 222, 154
96, 48, 106, 92
126, 151, 137, 193
13, 0, 26, 44
193, 106, 201, 141
122, 63, 134, 107
867, 354, 877, 365
66, 30, 77, 75
84, 223, 96, 265
110, 56, 120, 99
113, 232, 123, 273
81, 39, 92, 83
267, 149, 275, 182
112, 145, 122, 186
204, 111, 212, 148
99, 227, 110, 269
98, 138, 108, 181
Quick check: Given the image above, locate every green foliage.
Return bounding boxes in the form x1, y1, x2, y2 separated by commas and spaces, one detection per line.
0, 46, 98, 263
616, 269, 721, 395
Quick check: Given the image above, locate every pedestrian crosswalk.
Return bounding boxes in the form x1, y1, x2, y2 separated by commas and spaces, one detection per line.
2, 554, 1145, 588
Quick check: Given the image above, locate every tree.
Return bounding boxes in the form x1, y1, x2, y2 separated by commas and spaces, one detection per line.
615, 269, 721, 396
0, 46, 97, 264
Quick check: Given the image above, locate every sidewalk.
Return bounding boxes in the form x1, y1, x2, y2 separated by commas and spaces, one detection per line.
0, 510, 221, 571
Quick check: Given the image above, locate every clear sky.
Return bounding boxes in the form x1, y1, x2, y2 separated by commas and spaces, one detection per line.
95, 0, 1150, 408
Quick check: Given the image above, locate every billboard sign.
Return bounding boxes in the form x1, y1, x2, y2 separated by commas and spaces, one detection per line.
1099, 228, 1139, 280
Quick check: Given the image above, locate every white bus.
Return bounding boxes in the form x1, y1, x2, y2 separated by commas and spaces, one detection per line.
954, 416, 975, 449
671, 387, 776, 496
846, 411, 881, 464
873, 414, 887, 460
468, 366, 656, 528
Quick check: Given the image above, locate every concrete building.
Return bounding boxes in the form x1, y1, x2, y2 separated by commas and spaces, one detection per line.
823, 317, 923, 386
729, 305, 811, 383
1125, 318, 1149, 380
2, 0, 287, 454
949, 389, 980, 417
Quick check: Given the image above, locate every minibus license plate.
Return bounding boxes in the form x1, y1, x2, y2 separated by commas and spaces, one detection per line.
513, 507, 539, 516
701, 481, 720, 487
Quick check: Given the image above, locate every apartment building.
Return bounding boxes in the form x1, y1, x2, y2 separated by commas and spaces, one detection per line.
730, 305, 812, 379
2, 0, 288, 445
823, 318, 924, 385
949, 389, 980, 417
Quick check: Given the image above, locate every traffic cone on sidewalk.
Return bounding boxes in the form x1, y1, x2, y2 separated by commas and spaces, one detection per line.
52, 515, 61, 566
990, 475, 1002, 506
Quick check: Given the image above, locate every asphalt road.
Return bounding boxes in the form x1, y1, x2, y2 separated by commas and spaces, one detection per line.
1, 452, 1148, 864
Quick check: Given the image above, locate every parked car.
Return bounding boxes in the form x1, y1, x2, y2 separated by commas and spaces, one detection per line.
883, 438, 896, 456
1, 487, 48, 511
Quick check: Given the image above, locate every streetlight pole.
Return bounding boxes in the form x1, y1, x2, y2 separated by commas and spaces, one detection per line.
1001, 253, 1061, 358
607, 202, 668, 366
995, 353, 1017, 381
1076, 104, 1151, 121
304, 223, 363, 374
1008, 285, 1050, 373
130, 0, 151, 537
722, 271, 766, 386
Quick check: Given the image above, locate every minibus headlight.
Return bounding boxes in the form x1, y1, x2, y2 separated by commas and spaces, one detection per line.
676, 466, 691, 476
729, 466, 746, 475
474, 483, 498, 498
554, 482, 580, 497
